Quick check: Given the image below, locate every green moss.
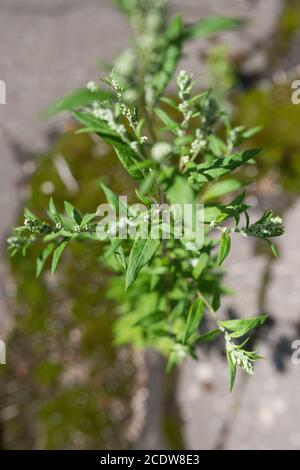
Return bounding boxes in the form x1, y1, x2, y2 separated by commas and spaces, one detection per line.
234, 84, 300, 193
1, 130, 136, 449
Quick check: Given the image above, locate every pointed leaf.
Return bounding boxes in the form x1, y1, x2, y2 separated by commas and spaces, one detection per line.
192, 253, 209, 279
155, 108, 178, 133
184, 16, 243, 40
48, 198, 62, 225
202, 179, 243, 202
47, 88, 111, 116
80, 213, 97, 227
72, 111, 118, 138
182, 299, 204, 343
36, 243, 55, 277
217, 230, 231, 266
220, 315, 268, 338
51, 241, 68, 275
64, 201, 82, 225
165, 14, 184, 42
190, 149, 260, 184
104, 135, 144, 180
227, 350, 236, 392
196, 329, 221, 343
126, 238, 160, 289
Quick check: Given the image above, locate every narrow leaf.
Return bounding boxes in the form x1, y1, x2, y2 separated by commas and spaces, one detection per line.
51, 241, 68, 275
217, 230, 231, 266
165, 14, 184, 42
104, 135, 144, 180
227, 350, 236, 392
155, 108, 178, 133
36, 244, 55, 277
47, 88, 111, 116
64, 201, 82, 225
72, 111, 118, 138
196, 329, 221, 343
192, 253, 209, 279
220, 315, 268, 338
182, 299, 204, 343
80, 213, 97, 227
202, 179, 243, 202
184, 16, 243, 40
48, 198, 62, 225
126, 238, 160, 289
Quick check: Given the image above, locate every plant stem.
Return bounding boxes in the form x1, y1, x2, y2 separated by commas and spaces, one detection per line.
196, 289, 221, 329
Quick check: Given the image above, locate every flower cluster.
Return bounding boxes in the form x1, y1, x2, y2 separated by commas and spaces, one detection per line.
151, 142, 172, 161
200, 93, 219, 131
190, 128, 208, 156
113, 0, 167, 107
92, 103, 127, 141
86, 81, 98, 93
109, 70, 123, 100
177, 70, 193, 102
24, 218, 51, 235
246, 212, 284, 239
225, 333, 254, 375
7, 234, 37, 257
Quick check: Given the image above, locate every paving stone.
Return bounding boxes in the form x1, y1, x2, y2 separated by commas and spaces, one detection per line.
222, 200, 300, 449
177, 230, 267, 450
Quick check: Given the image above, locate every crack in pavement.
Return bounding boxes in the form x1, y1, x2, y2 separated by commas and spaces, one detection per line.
0, 0, 112, 17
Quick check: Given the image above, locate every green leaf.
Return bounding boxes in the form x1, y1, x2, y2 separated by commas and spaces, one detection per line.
72, 111, 118, 138
196, 329, 221, 343
80, 213, 97, 227
208, 135, 227, 157
168, 175, 194, 205
51, 241, 68, 275
151, 44, 181, 100
100, 183, 122, 210
104, 135, 144, 180
202, 179, 243, 202
182, 299, 204, 343
217, 230, 231, 266
134, 311, 163, 328
136, 118, 145, 140
47, 88, 111, 116
184, 16, 243, 40
112, 242, 127, 271
139, 171, 157, 195
129, 160, 155, 172
64, 201, 82, 225
135, 190, 152, 207
48, 198, 62, 225
192, 253, 209, 279
268, 240, 279, 257
170, 300, 186, 320
242, 126, 262, 139
190, 149, 260, 184
227, 350, 236, 392
160, 96, 178, 110
126, 238, 160, 290
212, 284, 221, 312
203, 206, 221, 223
36, 243, 55, 277
220, 315, 268, 338
24, 207, 37, 220
103, 239, 122, 259
165, 14, 184, 42
155, 108, 178, 133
